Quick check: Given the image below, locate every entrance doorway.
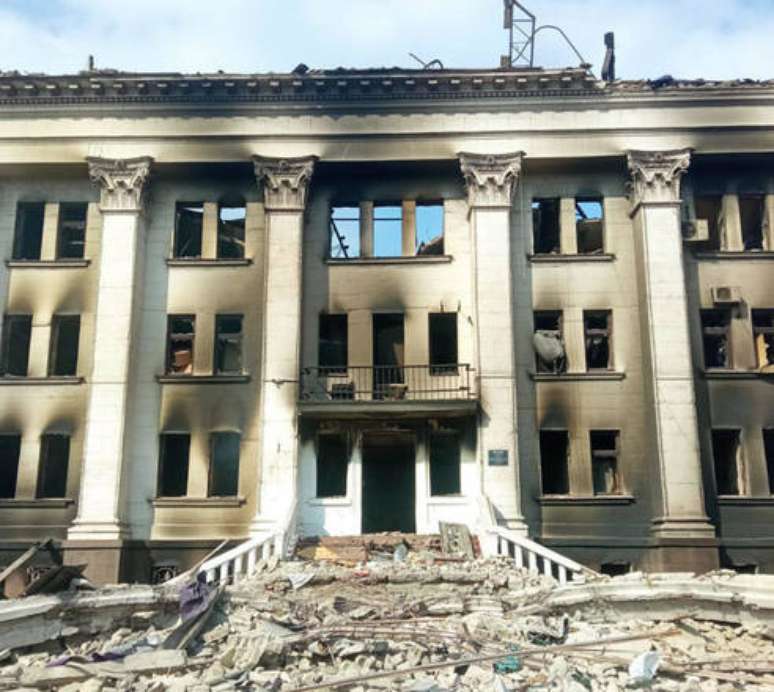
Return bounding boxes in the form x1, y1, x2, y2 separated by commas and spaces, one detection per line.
362, 434, 415, 533
372, 313, 404, 399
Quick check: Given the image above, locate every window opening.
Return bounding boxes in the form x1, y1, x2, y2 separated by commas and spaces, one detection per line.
712, 429, 744, 496
0, 435, 21, 498
217, 204, 246, 259
166, 316, 195, 375
701, 310, 731, 369
576, 198, 604, 254
540, 430, 569, 494
330, 205, 360, 259
158, 433, 190, 497
214, 315, 243, 374
36, 434, 69, 498
532, 198, 561, 254
174, 202, 204, 258
1, 315, 32, 377
12, 202, 45, 260
584, 310, 612, 370
317, 433, 348, 498
429, 313, 458, 375
694, 196, 723, 250
49, 315, 80, 377
739, 195, 765, 251
209, 432, 240, 497
373, 204, 403, 257
591, 430, 621, 495
534, 311, 565, 373
764, 429, 774, 495
319, 314, 348, 375
753, 310, 774, 370
57, 203, 87, 259
416, 202, 444, 256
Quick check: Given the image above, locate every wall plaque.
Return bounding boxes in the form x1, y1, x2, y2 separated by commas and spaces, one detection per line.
488, 449, 509, 466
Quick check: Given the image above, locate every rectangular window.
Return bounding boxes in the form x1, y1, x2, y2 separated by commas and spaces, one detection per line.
764, 430, 774, 495
416, 202, 444, 256
214, 315, 243, 374
56, 203, 88, 259
12, 202, 45, 260
217, 204, 246, 259
534, 311, 565, 373
158, 433, 190, 497
166, 316, 195, 375
429, 313, 458, 375
48, 315, 80, 377
702, 310, 731, 369
584, 310, 612, 370
36, 434, 69, 498
591, 430, 621, 495
316, 433, 348, 498
1, 315, 32, 377
330, 205, 360, 259
174, 202, 204, 258
532, 198, 561, 254
373, 204, 403, 257
694, 195, 723, 250
753, 310, 774, 369
576, 198, 604, 254
209, 432, 240, 497
712, 429, 744, 496
540, 430, 569, 494
429, 432, 461, 496
739, 195, 765, 251
319, 314, 348, 374
0, 434, 21, 498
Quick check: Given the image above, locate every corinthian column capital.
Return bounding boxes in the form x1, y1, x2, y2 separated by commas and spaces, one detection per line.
87, 156, 153, 212
458, 152, 524, 209
253, 155, 318, 211
627, 149, 692, 206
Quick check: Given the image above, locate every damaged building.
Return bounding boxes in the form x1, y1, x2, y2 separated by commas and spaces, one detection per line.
0, 59, 772, 586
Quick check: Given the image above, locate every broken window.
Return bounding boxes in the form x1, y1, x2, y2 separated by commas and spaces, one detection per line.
540, 430, 570, 495
701, 310, 731, 369
739, 195, 765, 251
319, 314, 348, 375
584, 311, 612, 371
36, 434, 69, 498
1, 315, 32, 377
373, 204, 402, 257
694, 196, 723, 250
576, 198, 604, 254
48, 315, 80, 377
56, 203, 87, 259
752, 310, 774, 369
166, 316, 195, 375
12, 202, 45, 261
217, 204, 246, 259
157, 433, 190, 497
214, 315, 243, 375
330, 205, 360, 259
416, 202, 444, 256
429, 313, 458, 375
532, 198, 561, 254
0, 434, 21, 498
590, 431, 621, 495
174, 202, 204, 258
209, 432, 240, 497
429, 431, 461, 496
316, 433, 348, 498
534, 311, 565, 373
712, 429, 744, 496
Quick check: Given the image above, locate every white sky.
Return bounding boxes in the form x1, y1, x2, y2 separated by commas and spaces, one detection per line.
0, 0, 772, 80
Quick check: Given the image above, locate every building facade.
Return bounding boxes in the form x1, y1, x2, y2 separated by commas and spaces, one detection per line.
0, 66, 772, 583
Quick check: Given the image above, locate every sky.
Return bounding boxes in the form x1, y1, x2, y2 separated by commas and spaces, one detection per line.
0, 0, 772, 80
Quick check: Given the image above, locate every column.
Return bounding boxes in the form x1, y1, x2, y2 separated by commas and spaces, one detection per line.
251, 155, 316, 534
67, 157, 152, 581
459, 152, 527, 533
627, 149, 717, 571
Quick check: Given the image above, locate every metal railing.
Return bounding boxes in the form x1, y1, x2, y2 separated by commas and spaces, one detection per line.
300, 364, 474, 402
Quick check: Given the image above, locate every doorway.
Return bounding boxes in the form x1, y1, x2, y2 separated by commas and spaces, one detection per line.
362, 434, 415, 533
372, 313, 404, 399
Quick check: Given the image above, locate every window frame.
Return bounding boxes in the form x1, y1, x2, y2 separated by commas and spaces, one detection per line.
575, 197, 605, 255
213, 314, 244, 375
329, 203, 361, 259
173, 202, 205, 259
216, 202, 246, 260
56, 202, 88, 260
701, 309, 732, 369
583, 310, 613, 371
534, 310, 566, 374
12, 202, 45, 261
415, 200, 445, 256
590, 430, 622, 496
166, 315, 196, 376
532, 198, 561, 255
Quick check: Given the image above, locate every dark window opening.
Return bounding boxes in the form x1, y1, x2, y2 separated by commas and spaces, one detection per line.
166, 316, 195, 375
540, 430, 569, 495
763, 429, 774, 495
694, 196, 723, 250
429, 313, 458, 375
12, 202, 45, 260
739, 195, 765, 251
49, 315, 80, 377
36, 434, 69, 498
416, 202, 444, 256
702, 310, 731, 369
591, 430, 621, 495
317, 433, 348, 498
534, 311, 566, 373
373, 313, 405, 399
576, 198, 604, 254
430, 432, 461, 496
214, 315, 243, 375
318, 314, 348, 375
584, 311, 612, 370
753, 310, 774, 369
209, 432, 240, 497
1, 315, 32, 377
532, 198, 561, 254
373, 204, 402, 258
0, 435, 21, 498
712, 429, 743, 496
158, 433, 190, 497
600, 562, 631, 577
330, 205, 360, 259
174, 202, 204, 258
56, 203, 87, 259
217, 204, 246, 259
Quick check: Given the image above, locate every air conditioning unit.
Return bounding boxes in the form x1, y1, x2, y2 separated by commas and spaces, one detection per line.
683, 218, 710, 242
711, 286, 742, 305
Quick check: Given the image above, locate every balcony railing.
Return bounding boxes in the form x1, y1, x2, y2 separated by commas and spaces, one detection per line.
300, 364, 474, 402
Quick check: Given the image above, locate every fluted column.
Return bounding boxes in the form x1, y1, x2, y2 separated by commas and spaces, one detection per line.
459, 152, 527, 533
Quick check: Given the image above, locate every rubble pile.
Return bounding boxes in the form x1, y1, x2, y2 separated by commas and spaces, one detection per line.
1, 540, 774, 690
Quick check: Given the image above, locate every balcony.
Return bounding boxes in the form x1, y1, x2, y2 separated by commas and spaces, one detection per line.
298, 364, 477, 419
